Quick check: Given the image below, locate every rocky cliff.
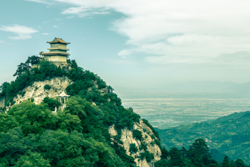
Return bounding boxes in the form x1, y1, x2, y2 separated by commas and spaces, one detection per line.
10, 76, 161, 167
109, 120, 161, 167
13, 77, 72, 105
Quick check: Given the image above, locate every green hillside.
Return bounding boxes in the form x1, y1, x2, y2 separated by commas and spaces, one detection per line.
158, 111, 250, 164
0, 56, 249, 167
0, 58, 155, 166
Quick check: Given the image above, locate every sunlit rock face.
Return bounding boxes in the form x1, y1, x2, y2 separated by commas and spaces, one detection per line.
109, 119, 162, 167
14, 77, 72, 105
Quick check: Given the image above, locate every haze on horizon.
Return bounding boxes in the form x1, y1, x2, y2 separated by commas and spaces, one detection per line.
1, 0, 250, 96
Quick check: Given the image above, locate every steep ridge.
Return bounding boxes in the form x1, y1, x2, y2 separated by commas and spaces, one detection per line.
0, 59, 161, 167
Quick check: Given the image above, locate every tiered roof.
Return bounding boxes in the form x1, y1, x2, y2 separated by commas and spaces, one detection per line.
47, 38, 70, 44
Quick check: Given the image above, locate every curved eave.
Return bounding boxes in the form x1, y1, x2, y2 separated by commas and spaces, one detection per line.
47, 41, 70, 44
48, 48, 69, 51
42, 52, 69, 56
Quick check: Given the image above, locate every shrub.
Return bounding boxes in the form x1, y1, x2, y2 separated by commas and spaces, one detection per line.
140, 142, 147, 151
155, 139, 161, 148
133, 130, 143, 141
28, 98, 34, 102
129, 144, 138, 154
140, 151, 154, 162
43, 97, 61, 111
44, 85, 51, 90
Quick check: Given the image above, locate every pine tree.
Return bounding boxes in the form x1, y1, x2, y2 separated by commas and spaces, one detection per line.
222, 156, 230, 167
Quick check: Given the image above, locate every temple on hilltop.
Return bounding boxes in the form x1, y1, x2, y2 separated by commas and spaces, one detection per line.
40, 38, 70, 67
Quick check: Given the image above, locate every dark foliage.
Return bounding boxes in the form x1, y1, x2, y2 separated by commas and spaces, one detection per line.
142, 119, 159, 138
44, 84, 51, 90
129, 144, 138, 154
42, 97, 61, 111
140, 151, 154, 162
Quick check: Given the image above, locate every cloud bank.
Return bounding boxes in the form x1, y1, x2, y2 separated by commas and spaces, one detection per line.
0, 25, 38, 40
28, 0, 250, 64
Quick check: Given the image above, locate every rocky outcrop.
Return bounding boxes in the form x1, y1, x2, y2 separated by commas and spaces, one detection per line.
109, 120, 162, 167
14, 77, 72, 105
12, 76, 161, 166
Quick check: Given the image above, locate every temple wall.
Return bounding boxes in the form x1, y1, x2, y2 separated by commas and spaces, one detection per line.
51, 43, 67, 49
44, 56, 67, 63
49, 56, 67, 62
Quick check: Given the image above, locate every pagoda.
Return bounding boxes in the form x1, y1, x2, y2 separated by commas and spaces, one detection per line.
41, 38, 70, 67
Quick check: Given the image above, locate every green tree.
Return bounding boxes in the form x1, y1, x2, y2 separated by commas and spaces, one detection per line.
230, 160, 236, 167
42, 97, 60, 111
133, 130, 142, 140
169, 147, 184, 167
0, 113, 18, 132
36, 130, 125, 167
0, 82, 10, 97
235, 159, 246, 167
57, 111, 82, 133
222, 156, 230, 167
0, 128, 33, 166
8, 100, 58, 135
155, 159, 168, 167
13, 62, 30, 77
15, 152, 51, 167
161, 147, 169, 159
25, 55, 40, 66
64, 96, 87, 119
129, 144, 138, 154
187, 139, 212, 167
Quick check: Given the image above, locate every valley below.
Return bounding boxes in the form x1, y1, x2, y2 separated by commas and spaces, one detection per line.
122, 93, 250, 129
122, 92, 250, 164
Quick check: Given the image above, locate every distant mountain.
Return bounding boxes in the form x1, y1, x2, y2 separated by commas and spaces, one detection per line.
163, 81, 238, 93
116, 81, 250, 99
232, 81, 250, 94
157, 111, 250, 164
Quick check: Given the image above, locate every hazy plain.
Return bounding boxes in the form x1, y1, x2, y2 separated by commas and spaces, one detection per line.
122, 93, 250, 129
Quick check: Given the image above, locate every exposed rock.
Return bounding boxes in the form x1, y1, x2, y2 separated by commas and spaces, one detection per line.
14, 77, 72, 105
109, 119, 162, 167
108, 124, 118, 136
12, 76, 162, 166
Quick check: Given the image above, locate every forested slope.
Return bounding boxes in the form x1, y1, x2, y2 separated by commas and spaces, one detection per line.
158, 111, 250, 164
0, 57, 248, 167
0, 58, 161, 167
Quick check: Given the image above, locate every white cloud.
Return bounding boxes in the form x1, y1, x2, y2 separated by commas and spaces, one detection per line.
25, 0, 51, 4
0, 40, 4, 43
53, 25, 58, 28
54, 0, 116, 8
29, 0, 250, 64
118, 49, 132, 58
110, 0, 250, 64
0, 25, 38, 40
61, 6, 109, 17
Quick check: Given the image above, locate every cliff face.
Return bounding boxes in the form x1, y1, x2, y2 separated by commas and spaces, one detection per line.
13, 77, 72, 105
11, 77, 161, 166
109, 120, 161, 167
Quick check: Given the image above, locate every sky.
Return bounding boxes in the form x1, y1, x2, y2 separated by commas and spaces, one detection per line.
1, 0, 250, 96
